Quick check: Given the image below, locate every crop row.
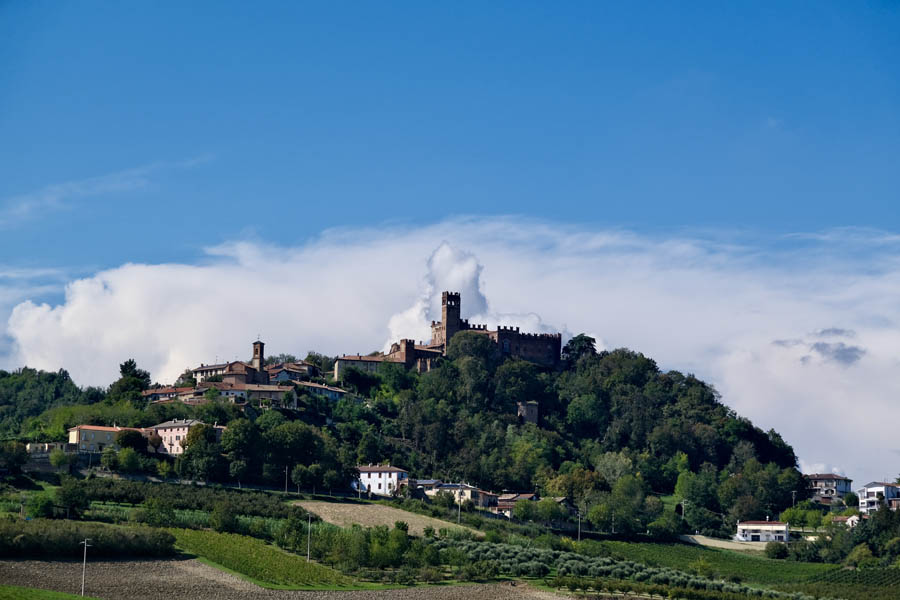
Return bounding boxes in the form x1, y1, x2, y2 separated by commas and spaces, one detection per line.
807, 567, 900, 586
171, 528, 349, 587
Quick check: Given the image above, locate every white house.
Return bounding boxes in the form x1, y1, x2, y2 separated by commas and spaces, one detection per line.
425, 483, 498, 509
734, 520, 789, 542
150, 419, 225, 455
353, 464, 408, 496
857, 482, 900, 514
832, 515, 861, 528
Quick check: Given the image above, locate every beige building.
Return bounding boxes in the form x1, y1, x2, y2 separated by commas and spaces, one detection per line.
67, 425, 150, 453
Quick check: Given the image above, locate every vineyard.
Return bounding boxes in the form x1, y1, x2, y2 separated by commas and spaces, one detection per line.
0, 585, 97, 600
583, 540, 835, 585
171, 528, 350, 588
807, 567, 900, 586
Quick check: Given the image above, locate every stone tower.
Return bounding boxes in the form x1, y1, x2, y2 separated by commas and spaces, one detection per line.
441, 291, 461, 346
251, 340, 265, 371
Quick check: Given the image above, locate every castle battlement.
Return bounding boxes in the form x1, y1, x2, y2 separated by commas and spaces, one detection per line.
428, 291, 561, 367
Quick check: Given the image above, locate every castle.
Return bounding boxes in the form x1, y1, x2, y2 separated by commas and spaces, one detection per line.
428, 292, 561, 367
334, 291, 561, 378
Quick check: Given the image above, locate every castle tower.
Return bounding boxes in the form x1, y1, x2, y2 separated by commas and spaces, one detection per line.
441, 292, 461, 348
251, 340, 265, 371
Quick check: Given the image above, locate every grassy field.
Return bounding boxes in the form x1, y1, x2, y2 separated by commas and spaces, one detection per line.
298, 500, 481, 538
0, 585, 98, 600
582, 539, 835, 585
171, 528, 351, 589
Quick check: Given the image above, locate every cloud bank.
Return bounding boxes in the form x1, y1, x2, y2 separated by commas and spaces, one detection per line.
5, 217, 900, 485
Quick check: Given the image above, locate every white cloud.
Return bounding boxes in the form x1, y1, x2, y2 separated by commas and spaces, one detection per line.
4, 217, 900, 485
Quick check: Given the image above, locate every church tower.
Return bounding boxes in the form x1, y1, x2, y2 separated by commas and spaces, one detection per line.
251, 340, 265, 371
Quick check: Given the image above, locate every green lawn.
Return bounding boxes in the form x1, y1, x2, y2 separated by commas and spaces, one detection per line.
586, 539, 835, 585
0, 585, 98, 600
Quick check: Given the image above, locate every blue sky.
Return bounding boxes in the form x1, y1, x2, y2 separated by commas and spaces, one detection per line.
2, 2, 898, 270
2, 3, 900, 482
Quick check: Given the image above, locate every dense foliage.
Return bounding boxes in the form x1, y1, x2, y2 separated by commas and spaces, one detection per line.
71, 478, 306, 519
7, 333, 806, 536
0, 519, 175, 557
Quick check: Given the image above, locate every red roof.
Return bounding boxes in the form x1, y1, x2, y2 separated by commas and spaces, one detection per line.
357, 464, 407, 473
738, 520, 787, 525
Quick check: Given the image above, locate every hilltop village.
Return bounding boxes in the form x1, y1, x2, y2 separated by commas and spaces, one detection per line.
14, 290, 879, 549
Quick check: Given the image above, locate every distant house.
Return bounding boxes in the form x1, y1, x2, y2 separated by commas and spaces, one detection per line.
832, 515, 861, 528
857, 482, 900, 514
334, 340, 442, 380
295, 381, 348, 402
141, 386, 194, 404
67, 425, 151, 453
517, 401, 539, 425
495, 492, 539, 518
426, 483, 498, 509
353, 464, 409, 496
150, 418, 225, 456
267, 361, 319, 382
26, 442, 74, 455
179, 382, 295, 407
806, 473, 853, 506
734, 520, 789, 542
413, 479, 443, 493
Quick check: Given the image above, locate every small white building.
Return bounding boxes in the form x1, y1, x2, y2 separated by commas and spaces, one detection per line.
734, 520, 789, 542
353, 464, 408, 496
858, 482, 900, 514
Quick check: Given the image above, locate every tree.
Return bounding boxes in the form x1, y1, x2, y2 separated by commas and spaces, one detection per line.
210, 501, 238, 533
107, 359, 151, 404
512, 499, 537, 521
593, 451, 633, 487
117, 447, 141, 473
157, 460, 173, 480
100, 446, 119, 471
292, 464, 310, 492
49, 448, 72, 471
116, 429, 148, 453
0, 441, 27, 474
56, 476, 89, 518
174, 369, 197, 387
229, 460, 248, 488
142, 497, 175, 527
536, 497, 566, 523
561, 334, 597, 369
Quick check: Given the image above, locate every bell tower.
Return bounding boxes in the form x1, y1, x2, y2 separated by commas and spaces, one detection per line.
252, 340, 265, 371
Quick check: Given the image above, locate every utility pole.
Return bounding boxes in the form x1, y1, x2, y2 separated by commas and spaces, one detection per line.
611, 511, 615, 535
792, 490, 797, 507
80, 538, 91, 597
457, 495, 461, 524
577, 512, 582, 542
284, 466, 288, 494
306, 512, 311, 562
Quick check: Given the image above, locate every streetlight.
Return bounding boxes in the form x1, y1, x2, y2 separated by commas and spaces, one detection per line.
79, 538, 92, 597
284, 466, 289, 494
577, 512, 582, 542
306, 512, 311, 562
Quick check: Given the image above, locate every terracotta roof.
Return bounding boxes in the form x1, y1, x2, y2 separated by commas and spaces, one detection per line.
357, 464, 407, 473
192, 363, 228, 372
68, 425, 147, 433
805, 473, 852, 481
141, 387, 193, 396
738, 521, 787, 525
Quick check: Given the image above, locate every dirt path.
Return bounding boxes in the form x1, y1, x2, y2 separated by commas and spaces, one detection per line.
0, 558, 555, 600
298, 501, 483, 538
679, 534, 767, 552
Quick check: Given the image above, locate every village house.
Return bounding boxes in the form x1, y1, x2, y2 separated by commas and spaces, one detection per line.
178, 381, 295, 407
734, 520, 789, 542
413, 479, 443, 493
353, 464, 408, 496
150, 419, 225, 455
857, 482, 900, 515
141, 386, 194, 404
426, 483, 498, 509
832, 515, 861, 528
805, 473, 853, 506
296, 381, 348, 402
495, 492, 539, 518
267, 361, 320, 382
67, 424, 151, 453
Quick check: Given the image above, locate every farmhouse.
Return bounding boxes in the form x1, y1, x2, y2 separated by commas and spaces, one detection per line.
353, 464, 409, 496
734, 520, 789, 542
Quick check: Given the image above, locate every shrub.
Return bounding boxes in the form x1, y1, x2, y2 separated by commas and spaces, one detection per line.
210, 501, 238, 533
0, 520, 175, 557
765, 541, 789, 559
